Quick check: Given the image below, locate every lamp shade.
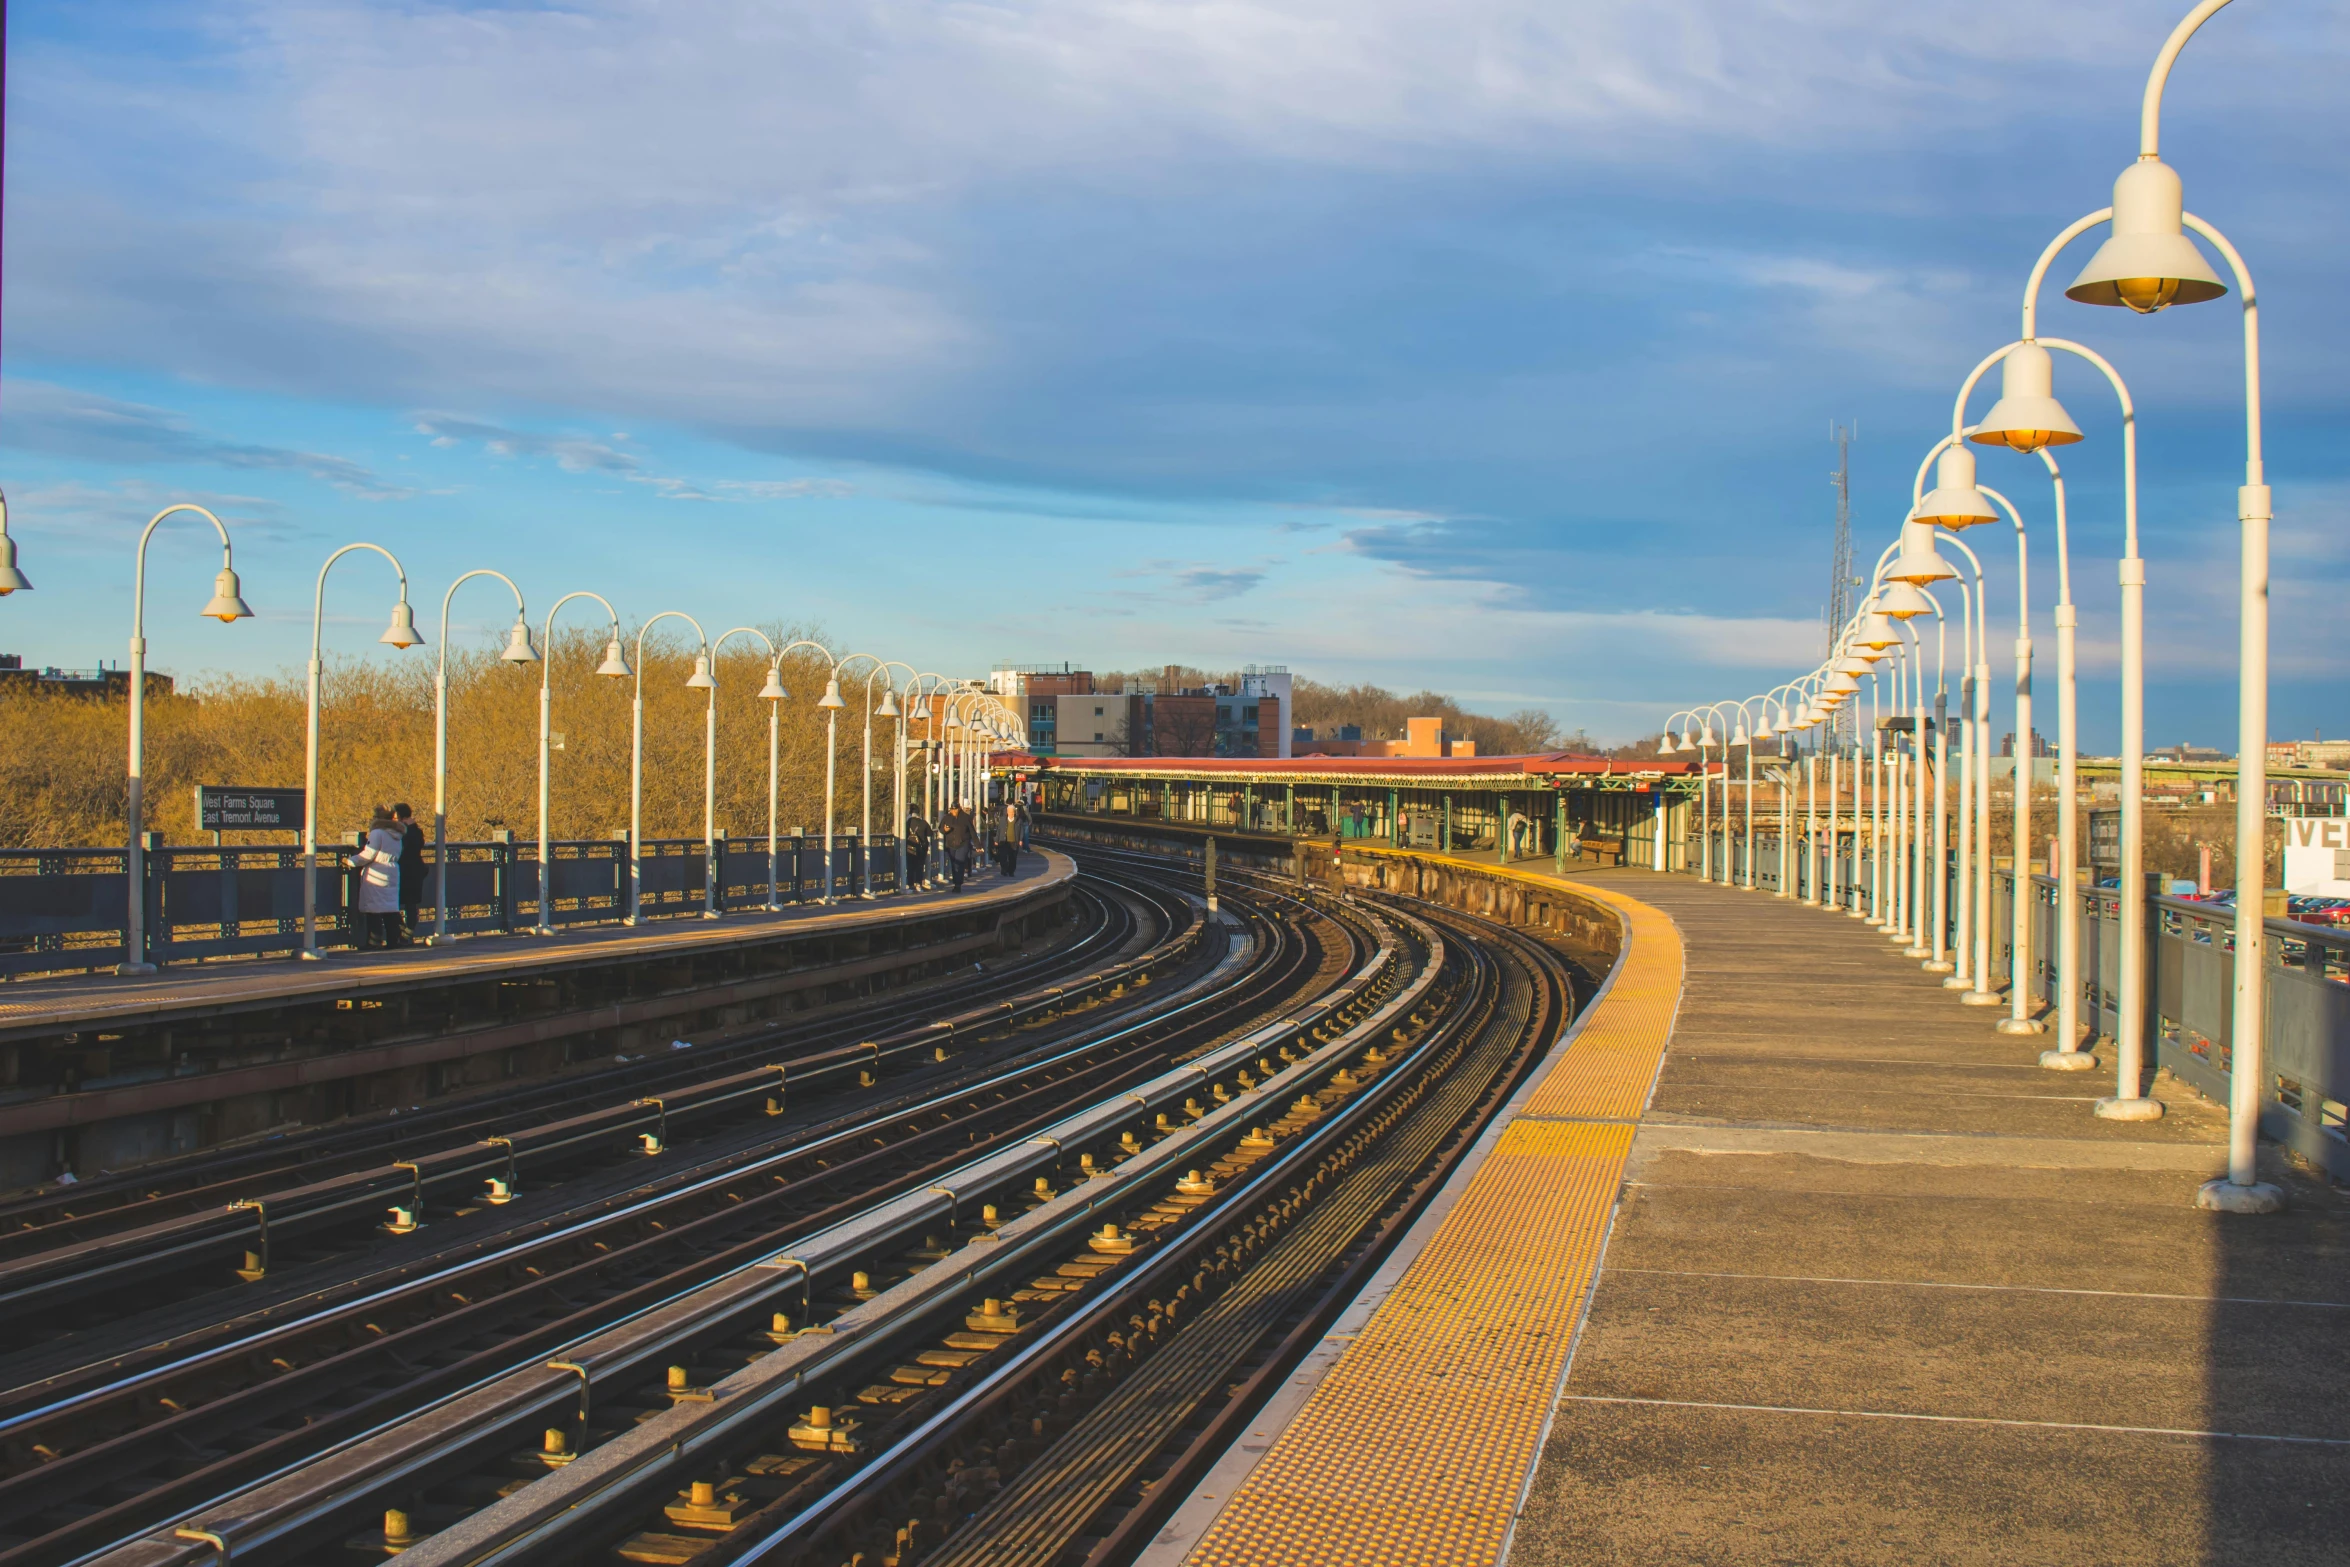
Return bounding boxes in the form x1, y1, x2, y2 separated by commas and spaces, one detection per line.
597, 637, 632, 679
1913, 445, 1997, 530
501, 616, 540, 663
818, 676, 847, 710
1752, 713, 1775, 740
0, 530, 27, 595
202, 565, 253, 622
2064, 158, 2227, 313
1970, 343, 2082, 453
1836, 655, 1873, 677
1876, 579, 1935, 619
1658, 731, 1679, 755
1731, 721, 1750, 746
684, 653, 716, 691
877, 687, 902, 719
758, 666, 787, 701
1824, 671, 1860, 696
1887, 519, 1958, 585
380, 599, 422, 648
1857, 611, 1899, 649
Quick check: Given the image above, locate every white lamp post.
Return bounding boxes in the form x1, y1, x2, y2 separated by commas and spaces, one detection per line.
303, 544, 421, 959
533, 594, 630, 935
714, 628, 789, 912
431, 570, 537, 943
120, 505, 253, 973
625, 612, 713, 924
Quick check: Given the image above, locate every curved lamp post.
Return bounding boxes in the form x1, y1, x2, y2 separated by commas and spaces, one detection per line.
713, 628, 790, 912
303, 544, 421, 959
533, 593, 631, 935
120, 505, 254, 973
431, 570, 538, 943
626, 612, 714, 924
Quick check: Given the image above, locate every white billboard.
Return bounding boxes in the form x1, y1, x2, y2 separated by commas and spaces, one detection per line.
2282, 815, 2350, 896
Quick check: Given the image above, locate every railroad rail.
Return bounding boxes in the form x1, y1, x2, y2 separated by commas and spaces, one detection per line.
66, 849, 1580, 1567
3, 857, 1358, 1567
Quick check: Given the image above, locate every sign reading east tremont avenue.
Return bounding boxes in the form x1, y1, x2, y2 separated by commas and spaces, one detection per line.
195, 786, 305, 832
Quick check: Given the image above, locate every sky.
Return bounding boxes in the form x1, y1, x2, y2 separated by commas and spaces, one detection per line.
2, 0, 2345, 749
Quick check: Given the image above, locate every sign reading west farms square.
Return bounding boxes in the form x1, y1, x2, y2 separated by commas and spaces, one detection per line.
195, 786, 305, 833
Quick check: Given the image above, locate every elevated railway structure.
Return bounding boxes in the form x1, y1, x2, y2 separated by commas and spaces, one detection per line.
0, 819, 2337, 1566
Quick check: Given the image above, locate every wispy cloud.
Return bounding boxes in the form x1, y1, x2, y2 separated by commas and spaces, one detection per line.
415, 414, 850, 502
1116, 559, 1272, 603
3, 382, 413, 499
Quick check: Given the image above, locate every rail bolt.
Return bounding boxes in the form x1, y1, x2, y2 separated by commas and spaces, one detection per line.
637, 1133, 665, 1156
852, 1270, 877, 1299
384, 1509, 414, 1550
485, 1178, 515, 1205
981, 1203, 1001, 1227
1119, 1130, 1141, 1154
541, 1427, 574, 1467
385, 1205, 420, 1235
1176, 1170, 1215, 1197
967, 1298, 1020, 1332
1089, 1223, 1136, 1255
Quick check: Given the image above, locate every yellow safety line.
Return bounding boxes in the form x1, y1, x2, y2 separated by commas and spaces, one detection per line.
1185, 861, 1683, 1567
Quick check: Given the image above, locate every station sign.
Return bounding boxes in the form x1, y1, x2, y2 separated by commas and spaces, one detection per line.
196, 786, 305, 832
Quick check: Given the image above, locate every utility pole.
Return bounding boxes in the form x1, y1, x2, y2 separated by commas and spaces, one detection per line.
1826, 421, 1857, 747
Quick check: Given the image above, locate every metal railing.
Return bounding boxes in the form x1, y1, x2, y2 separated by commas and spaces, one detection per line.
1691, 824, 2349, 1182
0, 833, 905, 980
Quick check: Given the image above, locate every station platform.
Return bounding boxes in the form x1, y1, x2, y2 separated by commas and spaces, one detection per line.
0, 853, 1074, 1038
1146, 856, 2350, 1565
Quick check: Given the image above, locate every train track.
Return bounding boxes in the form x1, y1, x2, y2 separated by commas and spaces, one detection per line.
67, 850, 1589, 1567
1, 857, 1362, 1567
0, 873, 1127, 1259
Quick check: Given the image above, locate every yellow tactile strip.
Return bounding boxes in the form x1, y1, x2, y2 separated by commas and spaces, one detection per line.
1184, 864, 1683, 1567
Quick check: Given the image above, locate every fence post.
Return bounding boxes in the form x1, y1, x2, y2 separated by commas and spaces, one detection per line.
708, 829, 727, 918
491, 830, 516, 933
141, 832, 167, 967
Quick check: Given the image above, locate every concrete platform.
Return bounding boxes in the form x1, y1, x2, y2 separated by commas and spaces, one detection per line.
1149, 855, 2349, 1567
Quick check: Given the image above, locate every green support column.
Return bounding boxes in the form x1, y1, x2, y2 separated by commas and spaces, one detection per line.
1442, 794, 1452, 853
1555, 793, 1567, 873
1285, 782, 1295, 833
1243, 783, 1254, 833
1330, 785, 1340, 837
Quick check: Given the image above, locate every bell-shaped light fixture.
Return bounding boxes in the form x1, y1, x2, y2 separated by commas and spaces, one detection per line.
758, 664, 787, 702
597, 637, 632, 678
1752, 713, 1776, 741
1836, 655, 1874, 677
817, 675, 846, 710
1731, 721, 1751, 746
684, 653, 717, 691
202, 565, 253, 622
877, 687, 902, 719
1913, 445, 1997, 531
380, 599, 422, 648
1857, 611, 1899, 650
0, 509, 28, 593
1657, 731, 1679, 755
1824, 670, 1860, 697
1697, 723, 1718, 747
2065, 158, 2227, 314
1876, 579, 1935, 619
501, 614, 540, 663
1970, 343, 2082, 453
1887, 519, 1958, 585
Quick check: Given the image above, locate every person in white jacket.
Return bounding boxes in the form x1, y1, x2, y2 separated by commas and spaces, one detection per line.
356, 806, 407, 950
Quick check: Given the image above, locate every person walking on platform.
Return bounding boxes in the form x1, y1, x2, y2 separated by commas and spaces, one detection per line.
941, 804, 975, 892
1015, 796, 1032, 852
392, 802, 425, 940
996, 799, 1021, 878
905, 811, 933, 888
355, 807, 406, 949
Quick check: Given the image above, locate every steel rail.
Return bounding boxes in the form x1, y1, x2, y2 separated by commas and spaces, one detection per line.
54, 868, 1359, 1567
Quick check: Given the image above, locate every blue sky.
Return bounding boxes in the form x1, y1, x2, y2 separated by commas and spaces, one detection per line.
3, 0, 2344, 747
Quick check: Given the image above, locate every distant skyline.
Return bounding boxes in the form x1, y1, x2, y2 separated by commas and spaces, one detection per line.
2, 1, 2344, 748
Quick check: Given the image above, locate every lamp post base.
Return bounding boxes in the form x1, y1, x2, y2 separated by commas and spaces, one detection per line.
2195, 1177, 2284, 1214
2095, 1094, 2165, 1121
2038, 1049, 2099, 1072
298, 948, 325, 962
533, 924, 557, 937
1942, 974, 1972, 989
1994, 1016, 2045, 1035
1923, 959, 1954, 975
1903, 944, 1930, 959
1959, 989, 2004, 1006
115, 961, 157, 977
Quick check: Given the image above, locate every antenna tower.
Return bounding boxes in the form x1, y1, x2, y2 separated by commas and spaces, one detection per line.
1826, 422, 1856, 745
